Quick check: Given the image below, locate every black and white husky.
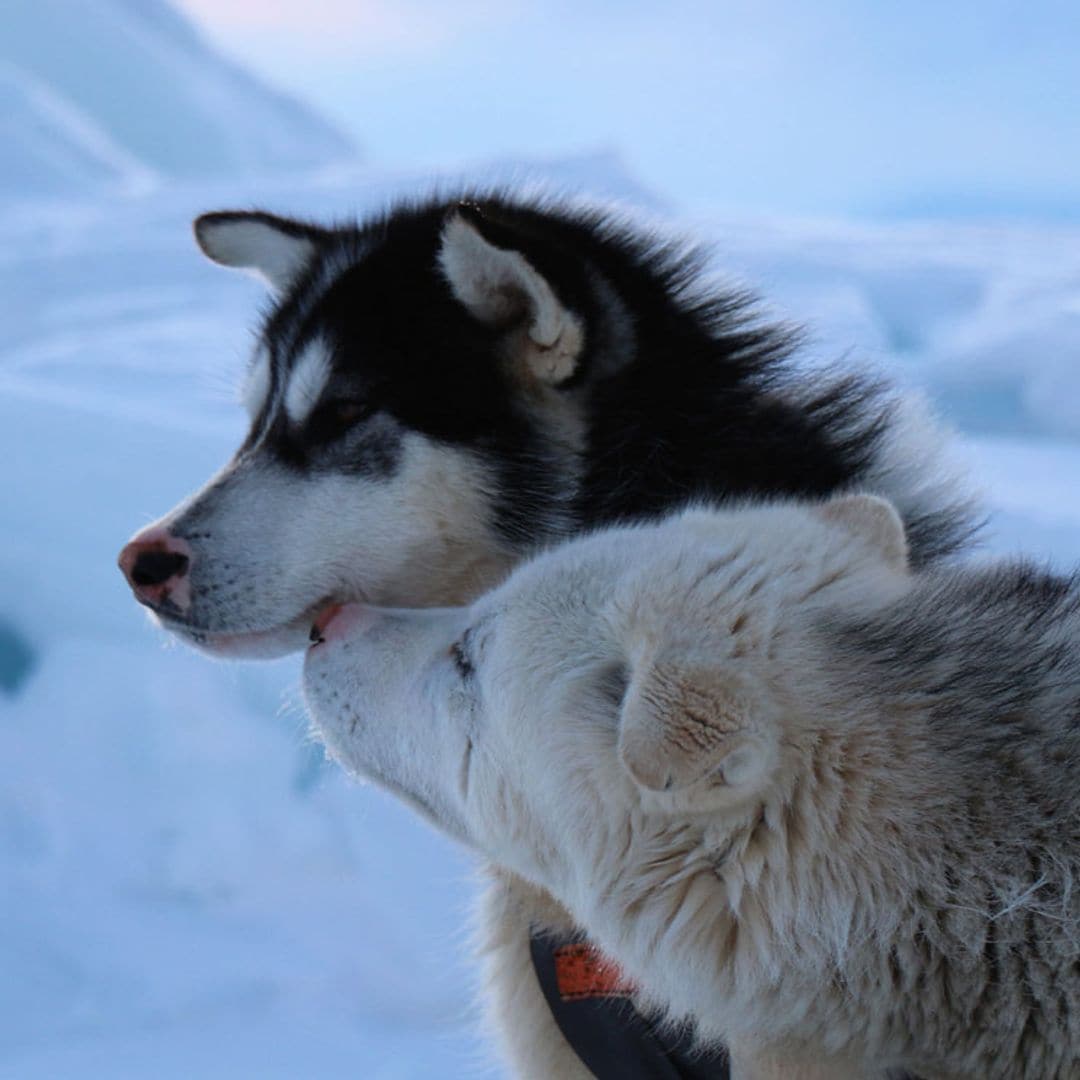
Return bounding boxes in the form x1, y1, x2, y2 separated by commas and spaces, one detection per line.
119, 192, 976, 1077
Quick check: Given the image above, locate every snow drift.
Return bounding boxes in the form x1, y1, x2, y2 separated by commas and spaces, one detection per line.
2, 0, 355, 198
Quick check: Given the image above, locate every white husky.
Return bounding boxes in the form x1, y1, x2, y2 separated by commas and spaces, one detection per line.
304, 495, 1080, 1080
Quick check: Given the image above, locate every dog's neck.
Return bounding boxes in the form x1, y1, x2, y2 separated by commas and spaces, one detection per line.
527, 667, 936, 1053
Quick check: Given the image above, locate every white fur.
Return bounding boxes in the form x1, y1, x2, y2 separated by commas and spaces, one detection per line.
306, 494, 1080, 1077
439, 214, 584, 384
303, 496, 915, 1077
477, 870, 595, 1080
787, 375, 978, 561
143, 430, 516, 658
196, 217, 315, 293
240, 346, 272, 419
283, 340, 332, 426
864, 389, 976, 529
814, 492, 908, 571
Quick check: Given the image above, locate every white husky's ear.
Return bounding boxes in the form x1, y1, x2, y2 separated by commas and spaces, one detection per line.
617, 651, 773, 794
816, 493, 908, 571
194, 211, 319, 293
438, 210, 584, 386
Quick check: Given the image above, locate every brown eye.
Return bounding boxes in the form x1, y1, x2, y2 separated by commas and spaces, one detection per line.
307, 399, 370, 443
330, 401, 367, 426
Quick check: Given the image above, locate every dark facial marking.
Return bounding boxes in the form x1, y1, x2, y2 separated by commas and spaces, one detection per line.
450, 638, 474, 680
304, 398, 375, 446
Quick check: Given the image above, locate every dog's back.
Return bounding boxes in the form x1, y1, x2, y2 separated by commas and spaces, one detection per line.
793, 559, 1080, 1077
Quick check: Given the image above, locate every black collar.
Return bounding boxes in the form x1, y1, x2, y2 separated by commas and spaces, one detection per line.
529, 929, 730, 1079
530, 929, 926, 1080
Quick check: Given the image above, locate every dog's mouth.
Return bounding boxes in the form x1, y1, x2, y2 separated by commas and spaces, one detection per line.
307, 602, 346, 647
157, 597, 349, 659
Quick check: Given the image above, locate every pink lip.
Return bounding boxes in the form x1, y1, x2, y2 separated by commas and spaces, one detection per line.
156, 597, 369, 659
309, 602, 375, 646
310, 603, 346, 642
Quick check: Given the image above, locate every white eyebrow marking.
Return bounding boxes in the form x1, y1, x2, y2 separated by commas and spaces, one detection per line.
241, 346, 272, 418
284, 339, 332, 425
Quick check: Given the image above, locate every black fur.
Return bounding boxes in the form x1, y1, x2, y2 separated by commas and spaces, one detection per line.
229, 192, 977, 566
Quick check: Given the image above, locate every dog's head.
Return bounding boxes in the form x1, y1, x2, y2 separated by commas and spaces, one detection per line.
117, 198, 622, 656
302, 495, 911, 907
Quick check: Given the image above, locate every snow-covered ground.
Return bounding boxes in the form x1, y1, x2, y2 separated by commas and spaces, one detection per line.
3, 168, 1079, 1078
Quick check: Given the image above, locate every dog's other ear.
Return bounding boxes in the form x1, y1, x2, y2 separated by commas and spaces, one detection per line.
617, 650, 772, 794
815, 493, 908, 572
438, 206, 584, 386
193, 211, 322, 293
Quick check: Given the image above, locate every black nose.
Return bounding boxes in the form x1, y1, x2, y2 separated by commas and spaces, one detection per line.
130, 550, 189, 587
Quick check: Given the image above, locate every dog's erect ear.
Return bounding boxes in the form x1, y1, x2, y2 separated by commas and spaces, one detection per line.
815, 493, 908, 571
617, 651, 772, 794
193, 211, 322, 294
438, 207, 584, 386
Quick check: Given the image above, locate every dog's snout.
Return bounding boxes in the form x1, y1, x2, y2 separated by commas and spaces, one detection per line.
118, 527, 193, 613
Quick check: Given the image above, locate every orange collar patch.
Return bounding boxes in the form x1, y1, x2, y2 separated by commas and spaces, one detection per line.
554, 941, 637, 1001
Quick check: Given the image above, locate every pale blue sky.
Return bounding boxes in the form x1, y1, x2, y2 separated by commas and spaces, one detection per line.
178, 0, 1080, 218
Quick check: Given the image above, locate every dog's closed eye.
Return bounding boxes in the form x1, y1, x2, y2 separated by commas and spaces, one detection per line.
307, 399, 372, 444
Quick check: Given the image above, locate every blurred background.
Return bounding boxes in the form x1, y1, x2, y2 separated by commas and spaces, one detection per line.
1, 1, 1078, 1076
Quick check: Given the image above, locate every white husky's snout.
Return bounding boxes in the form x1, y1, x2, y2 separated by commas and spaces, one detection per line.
303, 601, 474, 839
303, 602, 466, 705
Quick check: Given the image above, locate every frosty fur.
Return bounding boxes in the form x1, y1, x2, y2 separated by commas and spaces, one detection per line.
305, 495, 1080, 1079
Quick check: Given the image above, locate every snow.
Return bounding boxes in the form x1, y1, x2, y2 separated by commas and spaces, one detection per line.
3, 7, 1080, 1075
2, 0, 355, 198
0, 62, 157, 198
689, 214, 1080, 443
